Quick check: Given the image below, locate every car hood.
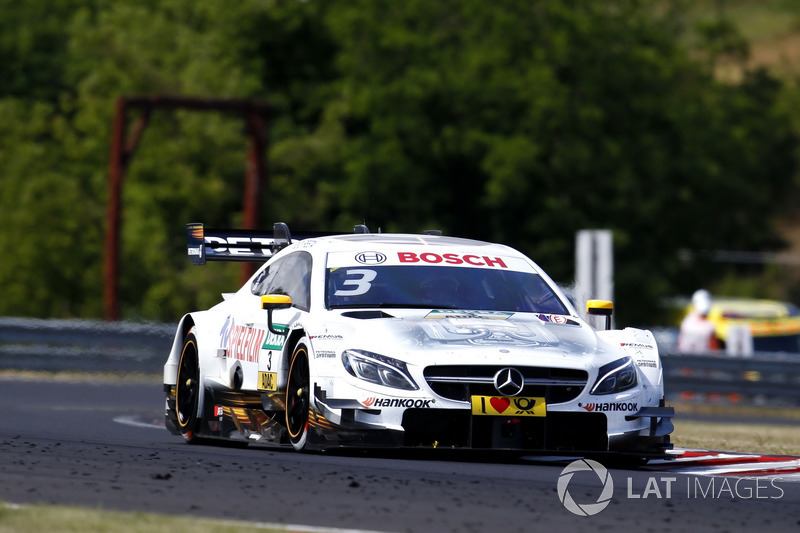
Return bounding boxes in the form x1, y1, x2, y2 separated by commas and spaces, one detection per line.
321, 309, 612, 364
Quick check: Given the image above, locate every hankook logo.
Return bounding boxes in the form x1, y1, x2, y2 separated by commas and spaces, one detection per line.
355, 251, 386, 265
493, 367, 525, 396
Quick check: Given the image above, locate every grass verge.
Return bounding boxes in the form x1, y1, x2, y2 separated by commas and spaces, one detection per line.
671, 402, 800, 455
672, 419, 800, 456
0, 503, 294, 533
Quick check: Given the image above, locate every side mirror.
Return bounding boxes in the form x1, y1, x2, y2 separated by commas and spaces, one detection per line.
261, 294, 292, 336
586, 299, 613, 330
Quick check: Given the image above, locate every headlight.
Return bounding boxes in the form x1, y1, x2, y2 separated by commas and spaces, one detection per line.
590, 357, 637, 395
341, 349, 419, 391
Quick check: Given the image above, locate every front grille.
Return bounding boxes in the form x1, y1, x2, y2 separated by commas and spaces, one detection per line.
423, 365, 588, 404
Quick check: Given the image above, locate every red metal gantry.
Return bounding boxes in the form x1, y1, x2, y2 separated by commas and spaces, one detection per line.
104, 95, 270, 321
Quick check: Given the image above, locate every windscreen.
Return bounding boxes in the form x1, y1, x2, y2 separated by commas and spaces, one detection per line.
326, 265, 569, 314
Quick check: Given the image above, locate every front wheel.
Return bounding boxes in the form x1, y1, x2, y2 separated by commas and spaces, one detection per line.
176, 329, 202, 443
286, 341, 311, 450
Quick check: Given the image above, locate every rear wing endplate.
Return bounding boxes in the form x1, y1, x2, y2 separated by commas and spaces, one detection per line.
186, 222, 295, 265
186, 222, 371, 265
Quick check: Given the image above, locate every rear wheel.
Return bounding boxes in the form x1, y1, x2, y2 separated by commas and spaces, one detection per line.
286, 341, 311, 450
176, 329, 202, 443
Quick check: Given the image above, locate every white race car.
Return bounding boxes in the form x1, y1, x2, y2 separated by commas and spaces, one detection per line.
164, 223, 674, 461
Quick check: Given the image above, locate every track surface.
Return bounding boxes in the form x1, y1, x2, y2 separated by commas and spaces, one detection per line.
1, 378, 800, 532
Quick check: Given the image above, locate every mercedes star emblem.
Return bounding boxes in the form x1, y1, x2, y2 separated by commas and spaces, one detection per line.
493, 367, 525, 396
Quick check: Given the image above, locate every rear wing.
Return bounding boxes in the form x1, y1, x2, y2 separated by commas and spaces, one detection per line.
186, 222, 369, 265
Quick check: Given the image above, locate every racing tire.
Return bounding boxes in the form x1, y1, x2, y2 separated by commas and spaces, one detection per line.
286, 341, 311, 451
176, 329, 202, 444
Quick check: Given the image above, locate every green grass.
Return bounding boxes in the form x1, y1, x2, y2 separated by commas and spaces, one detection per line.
671, 401, 800, 455
0, 504, 289, 533
673, 419, 800, 455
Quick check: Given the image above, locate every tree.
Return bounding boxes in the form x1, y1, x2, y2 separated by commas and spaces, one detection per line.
320, 0, 797, 325
0, 0, 796, 325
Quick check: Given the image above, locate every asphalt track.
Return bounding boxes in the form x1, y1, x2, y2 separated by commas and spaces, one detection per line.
1, 378, 800, 532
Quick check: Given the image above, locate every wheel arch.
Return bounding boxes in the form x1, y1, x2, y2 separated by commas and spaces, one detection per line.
164, 314, 196, 386
165, 312, 217, 429
282, 327, 308, 376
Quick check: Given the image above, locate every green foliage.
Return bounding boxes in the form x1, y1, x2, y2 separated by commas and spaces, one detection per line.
0, 0, 85, 101
0, 0, 797, 325
0, 98, 105, 317
322, 0, 798, 324
695, 18, 750, 66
